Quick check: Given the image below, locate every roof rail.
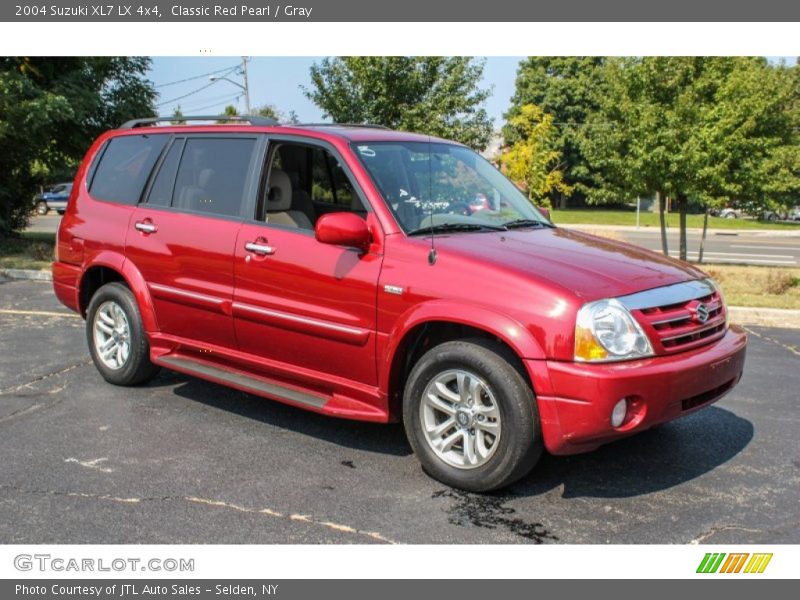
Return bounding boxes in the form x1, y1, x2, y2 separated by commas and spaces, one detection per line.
292, 122, 392, 131
119, 115, 279, 129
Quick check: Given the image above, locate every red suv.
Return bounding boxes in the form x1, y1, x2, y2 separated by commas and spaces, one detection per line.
53, 116, 747, 491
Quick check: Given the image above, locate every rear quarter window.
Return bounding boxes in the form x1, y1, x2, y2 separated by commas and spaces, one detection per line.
89, 134, 169, 205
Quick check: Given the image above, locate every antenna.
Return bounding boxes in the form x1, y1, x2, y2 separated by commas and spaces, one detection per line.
427, 136, 437, 265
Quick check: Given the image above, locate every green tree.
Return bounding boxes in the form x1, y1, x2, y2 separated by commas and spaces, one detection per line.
254, 104, 299, 123
499, 104, 571, 206
171, 105, 185, 124
0, 57, 155, 237
504, 57, 606, 205
256, 104, 278, 120
580, 57, 799, 261
303, 57, 493, 150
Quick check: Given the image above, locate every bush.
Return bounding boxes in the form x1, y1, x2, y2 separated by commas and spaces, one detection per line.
765, 270, 796, 295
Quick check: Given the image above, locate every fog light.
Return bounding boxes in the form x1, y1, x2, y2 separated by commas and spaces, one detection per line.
611, 398, 628, 428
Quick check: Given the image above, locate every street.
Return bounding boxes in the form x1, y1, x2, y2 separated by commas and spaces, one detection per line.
1, 278, 798, 544
28, 215, 800, 266
614, 228, 800, 266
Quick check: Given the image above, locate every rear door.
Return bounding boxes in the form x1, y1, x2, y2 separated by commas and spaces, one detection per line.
125, 134, 262, 350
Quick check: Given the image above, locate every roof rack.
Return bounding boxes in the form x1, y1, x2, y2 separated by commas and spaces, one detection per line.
292, 122, 392, 130
119, 115, 279, 129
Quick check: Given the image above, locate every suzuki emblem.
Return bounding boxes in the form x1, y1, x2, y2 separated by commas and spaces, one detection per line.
695, 303, 710, 324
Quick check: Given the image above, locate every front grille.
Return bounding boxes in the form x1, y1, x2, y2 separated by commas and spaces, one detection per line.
619, 280, 728, 356
681, 378, 736, 411
636, 289, 727, 354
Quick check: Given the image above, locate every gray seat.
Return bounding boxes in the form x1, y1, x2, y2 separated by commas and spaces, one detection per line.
266, 169, 313, 229
176, 168, 213, 210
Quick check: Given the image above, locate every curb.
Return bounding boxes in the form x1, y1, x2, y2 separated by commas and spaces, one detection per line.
0, 268, 52, 282
565, 223, 800, 237
728, 306, 800, 329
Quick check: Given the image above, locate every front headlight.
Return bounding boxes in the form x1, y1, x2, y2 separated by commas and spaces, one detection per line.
574, 298, 654, 362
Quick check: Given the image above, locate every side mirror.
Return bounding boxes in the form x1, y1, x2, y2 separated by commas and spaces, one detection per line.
315, 212, 371, 251
537, 206, 551, 221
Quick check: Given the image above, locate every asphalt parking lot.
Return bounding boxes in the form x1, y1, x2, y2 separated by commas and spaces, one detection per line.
1, 278, 798, 544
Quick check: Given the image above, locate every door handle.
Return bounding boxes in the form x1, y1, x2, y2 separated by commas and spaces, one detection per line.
245, 241, 276, 256
135, 221, 157, 234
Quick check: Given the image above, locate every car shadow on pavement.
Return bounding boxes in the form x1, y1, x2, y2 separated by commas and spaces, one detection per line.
143, 371, 753, 492
509, 406, 754, 499
159, 371, 413, 457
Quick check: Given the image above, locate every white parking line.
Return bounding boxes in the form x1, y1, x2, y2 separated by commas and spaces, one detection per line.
702, 259, 796, 265
731, 245, 800, 252
667, 252, 797, 265
698, 251, 795, 259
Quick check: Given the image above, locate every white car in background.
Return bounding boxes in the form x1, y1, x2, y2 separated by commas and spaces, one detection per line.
718, 207, 742, 219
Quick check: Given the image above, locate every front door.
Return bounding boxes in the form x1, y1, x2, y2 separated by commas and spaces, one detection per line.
232, 139, 382, 388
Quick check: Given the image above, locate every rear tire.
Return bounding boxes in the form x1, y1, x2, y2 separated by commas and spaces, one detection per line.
86, 282, 160, 386
403, 338, 542, 492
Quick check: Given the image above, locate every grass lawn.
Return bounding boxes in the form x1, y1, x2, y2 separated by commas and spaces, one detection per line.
704, 265, 800, 310
551, 209, 800, 230
0, 231, 55, 271
2, 231, 798, 310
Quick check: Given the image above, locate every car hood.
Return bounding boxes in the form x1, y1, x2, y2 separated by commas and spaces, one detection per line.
432, 227, 707, 302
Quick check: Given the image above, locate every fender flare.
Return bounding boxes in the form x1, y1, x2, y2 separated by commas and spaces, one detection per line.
78, 251, 159, 333
379, 300, 546, 395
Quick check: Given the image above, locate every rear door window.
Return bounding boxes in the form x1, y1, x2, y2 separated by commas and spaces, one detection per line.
89, 134, 168, 204
171, 137, 256, 217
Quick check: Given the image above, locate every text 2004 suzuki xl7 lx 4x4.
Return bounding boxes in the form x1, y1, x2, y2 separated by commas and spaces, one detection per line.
53, 116, 747, 491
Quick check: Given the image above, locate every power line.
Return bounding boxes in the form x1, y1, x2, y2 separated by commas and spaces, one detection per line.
154, 64, 239, 89
177, 91, 243, 109
180, 95, 243, 113
156, 79, 224, 108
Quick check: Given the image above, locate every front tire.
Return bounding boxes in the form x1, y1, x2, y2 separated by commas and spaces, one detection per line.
35, 201, 48, 215
403, 339, 542, 492
86, 282, 160, 386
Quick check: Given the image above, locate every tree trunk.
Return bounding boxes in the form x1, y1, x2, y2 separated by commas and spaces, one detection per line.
698, 208, 710, 264
677, 194, 688, 262
657, 191, 669, 256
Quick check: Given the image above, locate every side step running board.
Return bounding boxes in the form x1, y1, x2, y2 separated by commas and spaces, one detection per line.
157, 355, 329, 410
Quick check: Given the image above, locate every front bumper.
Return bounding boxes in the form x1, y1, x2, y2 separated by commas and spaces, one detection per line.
527, 325, 747, 455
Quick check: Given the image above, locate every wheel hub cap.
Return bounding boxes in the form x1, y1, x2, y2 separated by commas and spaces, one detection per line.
419, 369, 502, 470
93, 300, 131, 371
455, 410, 472, 427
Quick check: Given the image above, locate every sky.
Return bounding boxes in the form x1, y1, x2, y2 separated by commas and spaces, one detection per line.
148, 56, 797, 127
148, 57, 522, 126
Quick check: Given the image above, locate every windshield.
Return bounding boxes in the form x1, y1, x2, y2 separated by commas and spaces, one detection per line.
351, 141, 551, 234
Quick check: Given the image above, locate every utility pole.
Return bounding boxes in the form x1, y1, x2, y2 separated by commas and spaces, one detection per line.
209, 59, 252, 115
241, 57, 251, 115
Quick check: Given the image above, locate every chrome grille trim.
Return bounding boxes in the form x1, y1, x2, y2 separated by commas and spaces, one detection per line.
650, 313, 692, 326
617, 279, 716, 311
658, 316, 727, 342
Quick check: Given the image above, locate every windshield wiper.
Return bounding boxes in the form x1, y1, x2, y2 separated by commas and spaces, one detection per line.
407, 222, 507, 236
502, 218, 553, 229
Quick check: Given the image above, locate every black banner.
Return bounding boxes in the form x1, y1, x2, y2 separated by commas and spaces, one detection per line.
3, 580, 795, 599
3, 0, 800, 22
